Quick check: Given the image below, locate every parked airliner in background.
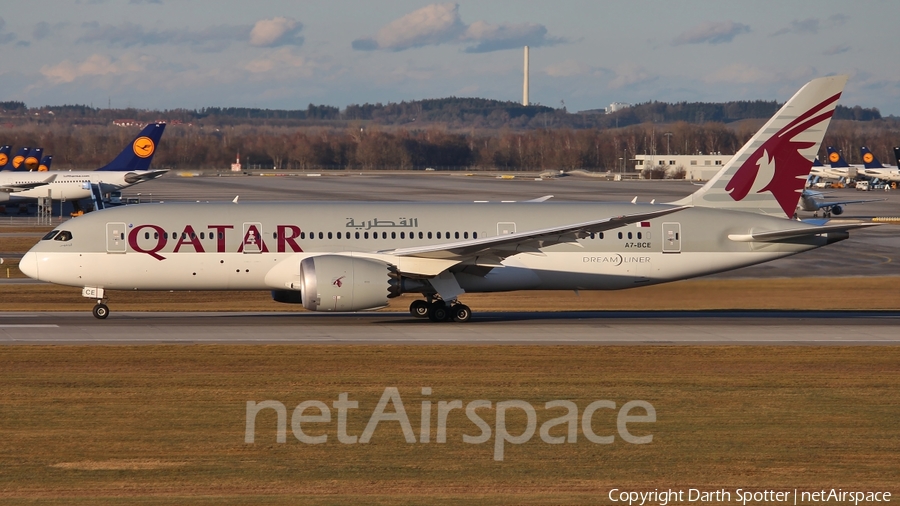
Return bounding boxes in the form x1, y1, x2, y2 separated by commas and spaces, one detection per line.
858, 146, 900, 182
0, 123, 167, 210
22, 76, 878, 321
796, 188, 884, 217
821, 146, 859, 179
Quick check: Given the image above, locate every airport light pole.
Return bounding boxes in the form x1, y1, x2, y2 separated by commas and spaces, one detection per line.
664, 132, 673, 156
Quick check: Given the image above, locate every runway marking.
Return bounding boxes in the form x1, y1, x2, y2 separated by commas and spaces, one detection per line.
0, 324, 59, 328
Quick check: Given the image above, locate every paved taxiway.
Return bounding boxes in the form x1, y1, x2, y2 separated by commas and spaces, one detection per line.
2, 311, 899, 345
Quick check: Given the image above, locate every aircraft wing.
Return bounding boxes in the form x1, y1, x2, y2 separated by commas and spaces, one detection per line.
0, 174, 56, 192
728, 222, 879, 242
382, 205, 689, 261
818, 197, 887, 207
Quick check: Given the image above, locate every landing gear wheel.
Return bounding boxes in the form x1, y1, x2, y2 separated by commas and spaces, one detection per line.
428, 301, 448, 322
93, 303, 109, 319
410, 300, 429, 318
452, 304, 472, 323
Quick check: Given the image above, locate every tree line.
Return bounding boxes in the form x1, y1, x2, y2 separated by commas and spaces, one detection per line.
2, 118, 898, 171
1, 97, 884, 131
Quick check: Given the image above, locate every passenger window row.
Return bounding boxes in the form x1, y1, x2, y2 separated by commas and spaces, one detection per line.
292, 230, 478, 240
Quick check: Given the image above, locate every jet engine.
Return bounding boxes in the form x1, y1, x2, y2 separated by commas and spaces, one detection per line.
272, 255, 392, 312
831, 205, 843, 216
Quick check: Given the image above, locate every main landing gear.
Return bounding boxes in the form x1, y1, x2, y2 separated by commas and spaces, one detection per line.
409, 299, 471, 323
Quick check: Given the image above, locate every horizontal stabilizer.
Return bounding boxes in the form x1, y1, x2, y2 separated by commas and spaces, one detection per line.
728, 222, 878, 242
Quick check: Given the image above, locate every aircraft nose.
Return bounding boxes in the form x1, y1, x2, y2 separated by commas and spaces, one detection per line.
19, 252, 39, 280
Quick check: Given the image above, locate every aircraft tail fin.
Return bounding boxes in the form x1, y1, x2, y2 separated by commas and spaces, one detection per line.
826, 146, 850, 167
812, 156, 823, 166
24, 148, 42, 171
38, 155, 52, 171
0, 145, 10, 169
672, 75, 847, 218
894, 147, 900, 167
860, 147, 885, 168
97, 122, 166, 171
11, 147, 30, 170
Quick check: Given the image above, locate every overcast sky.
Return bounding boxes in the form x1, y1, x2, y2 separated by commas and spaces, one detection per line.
1, 0, 897, 115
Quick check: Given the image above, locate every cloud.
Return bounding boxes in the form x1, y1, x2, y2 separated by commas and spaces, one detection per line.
249, 17, 304, 47
704, 63, 769, 84
40, 54, 148, 84
771, 18, 820, 36
543, 60, 594, 78
77, 18, 304, 52
244, 47, 313, 74
0, 17, 17, 45
461, 21, 564, 53
353, 3, 465, 51
772, 14, 849, 37
33, 22, 51, 40
828, 14, 849, 27
672, 20, 750, 45
352, 2, 563, 53
608, 64, 656, 89
823, 44, 850, 56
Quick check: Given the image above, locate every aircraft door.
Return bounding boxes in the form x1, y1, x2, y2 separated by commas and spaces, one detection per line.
242, 222, 264, 254
106, 222, 127, 253
497, 222, 516, 235
662, 222, 681, 253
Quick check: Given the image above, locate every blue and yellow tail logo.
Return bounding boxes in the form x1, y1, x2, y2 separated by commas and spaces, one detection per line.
828, 152, 840, 163
863, 152, 874, 164
133, 137, 155, 158
12, 155, 25, 169
24, 156, 39, 170
0, 153, 7, 166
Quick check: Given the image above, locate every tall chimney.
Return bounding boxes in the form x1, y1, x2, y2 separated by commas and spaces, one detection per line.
523, 46, 529, 106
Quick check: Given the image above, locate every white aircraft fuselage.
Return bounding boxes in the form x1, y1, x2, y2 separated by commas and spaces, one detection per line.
22, 201, 847, 296
0, 169, 165, 202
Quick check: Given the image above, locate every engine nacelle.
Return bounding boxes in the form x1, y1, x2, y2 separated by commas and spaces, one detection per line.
831, 205, 843, 215
298, 255, 391, 312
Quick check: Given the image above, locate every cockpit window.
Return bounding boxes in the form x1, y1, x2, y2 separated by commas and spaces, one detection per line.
42, 231, 60, 240
54, 231, 73, 242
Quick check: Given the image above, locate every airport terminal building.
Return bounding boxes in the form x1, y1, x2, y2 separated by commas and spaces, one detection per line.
632, 154, 732, 180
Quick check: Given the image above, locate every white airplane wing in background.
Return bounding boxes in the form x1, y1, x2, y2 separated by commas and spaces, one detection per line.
0, 174, 56, 192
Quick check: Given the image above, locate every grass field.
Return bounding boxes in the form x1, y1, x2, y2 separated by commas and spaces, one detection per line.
0, 346, 897, 504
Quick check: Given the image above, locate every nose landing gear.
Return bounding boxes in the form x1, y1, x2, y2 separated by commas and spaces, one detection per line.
92, 302, 110, 319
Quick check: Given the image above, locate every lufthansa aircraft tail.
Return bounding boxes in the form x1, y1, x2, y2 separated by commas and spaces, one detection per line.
826, 146, 851, 167
673, 75, 848, 218
38, 155, 52, 171
10, 147, 30, 170
894, 147, 900, 167
0, 145, 10, 169
23, 148, 42, 171
860, 146, 886, 168
96, 122, 166, 172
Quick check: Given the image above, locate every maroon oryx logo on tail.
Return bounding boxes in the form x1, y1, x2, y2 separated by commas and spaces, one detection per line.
332, 276, 345, 288
725, 92, 842, 217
